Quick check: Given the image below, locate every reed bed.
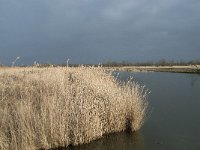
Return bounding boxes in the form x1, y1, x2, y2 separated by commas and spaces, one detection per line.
0, 66, 148, 150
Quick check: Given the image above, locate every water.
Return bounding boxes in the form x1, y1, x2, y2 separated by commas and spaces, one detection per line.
66, 72, 200, 150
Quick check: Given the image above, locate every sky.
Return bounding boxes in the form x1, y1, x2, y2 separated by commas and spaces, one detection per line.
0, 0, 200, 65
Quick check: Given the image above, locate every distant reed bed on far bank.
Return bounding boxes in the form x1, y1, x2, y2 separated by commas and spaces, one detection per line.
0, 66, 148, 150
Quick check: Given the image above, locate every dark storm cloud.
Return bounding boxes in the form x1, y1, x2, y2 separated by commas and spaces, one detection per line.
0, 0, 200, 65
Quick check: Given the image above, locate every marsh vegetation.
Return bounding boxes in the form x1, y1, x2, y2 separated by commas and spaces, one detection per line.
0, 67, 148, 150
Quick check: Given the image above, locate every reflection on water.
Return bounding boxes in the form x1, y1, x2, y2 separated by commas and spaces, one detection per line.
52, 72, 200, 150
188, 74, 199, 87
64, 132, 144, 150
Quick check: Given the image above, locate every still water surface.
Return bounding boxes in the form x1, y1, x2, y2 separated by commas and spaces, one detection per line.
66, 72, 200, 150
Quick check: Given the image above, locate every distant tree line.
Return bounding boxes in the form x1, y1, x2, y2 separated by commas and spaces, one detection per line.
101, 59, 200, 67
1, 59, 200, 67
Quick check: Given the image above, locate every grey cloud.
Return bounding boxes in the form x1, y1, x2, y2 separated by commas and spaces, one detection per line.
0, 0, 200, 65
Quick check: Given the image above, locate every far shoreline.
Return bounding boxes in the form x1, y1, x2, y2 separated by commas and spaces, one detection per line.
104, 65, 200, 74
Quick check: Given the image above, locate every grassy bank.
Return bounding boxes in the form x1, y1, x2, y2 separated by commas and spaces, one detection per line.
105, 65, 200, 74
0, 67, 148, 150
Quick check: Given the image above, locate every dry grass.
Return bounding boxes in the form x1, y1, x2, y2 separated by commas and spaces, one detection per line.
0, 66, 148, 150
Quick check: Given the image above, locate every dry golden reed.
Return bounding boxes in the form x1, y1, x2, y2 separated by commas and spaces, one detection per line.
0, 66, 148, 150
